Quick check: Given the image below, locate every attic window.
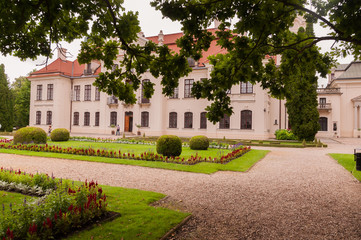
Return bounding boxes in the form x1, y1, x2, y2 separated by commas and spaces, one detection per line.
84, 63, 92, 75
187, 57, 195, 67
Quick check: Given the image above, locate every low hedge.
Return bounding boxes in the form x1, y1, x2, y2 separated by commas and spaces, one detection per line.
156, 135, 182, 157
13, 127, 47, 144
189, 135, 209, 150
50, 128, 70, 141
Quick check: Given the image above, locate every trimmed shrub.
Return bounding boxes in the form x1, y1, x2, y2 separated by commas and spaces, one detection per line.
189, 135, 209, 150
156, 135, 182, 157
275, 129, 297, 140
50, 128, 70, 141
13, 127, 47, 144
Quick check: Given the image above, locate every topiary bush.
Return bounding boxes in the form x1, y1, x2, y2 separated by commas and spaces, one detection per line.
189, 135, 209, 150
275, 129, 297, 140
50, 128, 70, 141
13, 127, 47, 144
156, 135, 182, 157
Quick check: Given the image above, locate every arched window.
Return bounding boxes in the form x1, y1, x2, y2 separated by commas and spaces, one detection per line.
219, 114, 230, 129
200, 112, 207, 129
169, 112, 177, 128
84, 112, 90, 126
110, 112, 117, 126
319, 117, 328, 131
36, 111, 41, 125
241, 110, 252, 129
141, 111, 149, 127
184, 112, 193, 128
46, 111, 52, 125
73, 112, 79, 126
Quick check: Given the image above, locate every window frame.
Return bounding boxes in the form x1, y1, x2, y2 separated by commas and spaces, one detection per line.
141, 79, 150, 103
74, 85, 80, 101
95, 87, 100, 101
46, 111, 52, 125
200, 112, 207, 129
219, 114, 230, 129
241, 110, 252, 129
184, 112, 193, 128
84, 112, 90, 126
319, 117, 328, 131
84, 85, 91, 101
110, 111, 117, 126
141, 111, 149, 127
169, 112, 177, 128
36, 111, 41, 125
240, 82, 253, 94
169, 87, 179, 99
36, 85, 42, 100
73, 112, 79, 126
184, 79, 194, 98
95, 112, 100, 126
47, 84, 53, 100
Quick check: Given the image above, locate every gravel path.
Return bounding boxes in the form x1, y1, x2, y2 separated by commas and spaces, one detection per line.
0, 139, 361, 239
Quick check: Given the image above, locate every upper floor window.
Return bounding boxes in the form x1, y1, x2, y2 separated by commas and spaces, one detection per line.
170, 87, 179, 99
184, 112, 193, 128
36, 85, 42, 100
319, 97, 327, 108
46, 111, 52, 125
141, 111, 149, 127
110, 111, 117, 126
84, 85, 91, 101
47, 84, 53, 100
74, 85, 80, 101
169, 112, 177, 128
95, 112, 100, 126
184, 79, 194, 98
73, 112, 79, 126
200, 112, 207, 129
95, 87, 100, 101
240, 82, 253, 94
319, 117, 328, 131
241, 110, 252, 129
84, 112, 90, 126
219, 114, 230, 129
36, 111, 41, 125
141, 80, 150, 103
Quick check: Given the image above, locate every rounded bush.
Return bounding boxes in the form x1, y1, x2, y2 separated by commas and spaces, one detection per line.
189, 135, 209, 150
156, 135, 182, 157
14, 127, 47, 144
50, 128, 70, 141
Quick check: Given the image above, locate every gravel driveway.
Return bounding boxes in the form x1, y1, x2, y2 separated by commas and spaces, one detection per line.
0, 138, 361, 239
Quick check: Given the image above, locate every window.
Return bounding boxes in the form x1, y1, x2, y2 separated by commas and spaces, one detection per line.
184, 79, 194, 98
95, 112, 100, 126
84, 85, 91, 101
36, 111, 41, 125
141, 111, 149, 127
110, 112, 117, 126
184, 112, 193, 128
319, 97, 326, 108
170, 87, 179, 99
84, 112, 90, 126
169, 112, 177, 128
219, 114, 230, 129
95, 87, 100, 101
241, 110, 252, 129
36, 85, 42, 100
46, 111, 52, 125
74, 85, 80, 101
240, 82, 253, 94
319, 117, 328, 131
200, 112, 207, 129
47, 84, 53, 100
141, 80, 150, 103
73, 112, 79, 126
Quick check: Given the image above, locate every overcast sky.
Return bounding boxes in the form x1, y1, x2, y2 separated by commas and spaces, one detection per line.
0, 0, 354, 87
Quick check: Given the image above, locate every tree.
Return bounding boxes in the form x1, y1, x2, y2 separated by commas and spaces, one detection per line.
11, 76, 31, 129
0, 64, 13, 132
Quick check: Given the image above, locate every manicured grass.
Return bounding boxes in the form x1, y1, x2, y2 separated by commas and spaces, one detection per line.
67, 185, 189, 240
47, 140, 231, 159
0, 149, 268, 174
0, 190, 37, 215
329, 153, 361, 181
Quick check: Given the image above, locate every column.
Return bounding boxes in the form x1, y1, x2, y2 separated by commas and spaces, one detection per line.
355, 106, 358, 130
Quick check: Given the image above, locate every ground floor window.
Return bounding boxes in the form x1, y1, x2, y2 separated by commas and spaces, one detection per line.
110, 112, 117, 126
319, 117, 328, 131
73, 112, 79, 126
95, 112, 100, 126
36, 111, 41, 125
241, 110, 252, 129
141, 111, 149, 127
46, 111, 52, 125
84, 112, 90, 126
184, 112, 193, 128
200, 112, 207, 129
219, 114, 230, 129
169, 112, 177, 128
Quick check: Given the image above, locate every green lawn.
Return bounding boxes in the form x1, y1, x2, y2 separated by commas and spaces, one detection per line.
329, 153, 361, 181
0, 190, 37, 214
0, 187, 188, 240
0, 148, 268, 174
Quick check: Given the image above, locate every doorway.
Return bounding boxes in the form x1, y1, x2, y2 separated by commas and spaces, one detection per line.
124, 112, 133, 132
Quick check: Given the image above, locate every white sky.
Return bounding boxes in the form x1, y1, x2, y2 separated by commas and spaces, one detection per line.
0, 0, 354, 87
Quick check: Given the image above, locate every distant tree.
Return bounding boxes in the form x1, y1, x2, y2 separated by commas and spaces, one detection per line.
0, 64, 13, 131
11, 76, 31, 128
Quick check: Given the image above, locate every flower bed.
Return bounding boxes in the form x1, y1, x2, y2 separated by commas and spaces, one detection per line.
0, 139, 251, 165
0, 168, 108, 240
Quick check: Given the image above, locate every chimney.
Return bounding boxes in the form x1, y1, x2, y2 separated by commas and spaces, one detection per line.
57, 48, 67, 61
214, 20, 221, 29
158, 30, 164, 45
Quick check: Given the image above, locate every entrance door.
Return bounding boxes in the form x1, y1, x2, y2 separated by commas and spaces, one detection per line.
124, 112, 133, 132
